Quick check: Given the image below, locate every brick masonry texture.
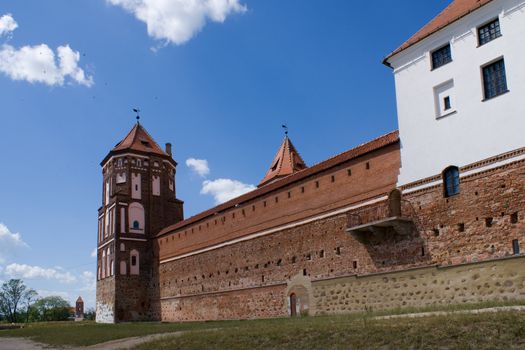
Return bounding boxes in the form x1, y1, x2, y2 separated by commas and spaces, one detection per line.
155, 155, 525, 321
99, 125, 525, 322
96, 150, 183, 322
158, 143, 401, 260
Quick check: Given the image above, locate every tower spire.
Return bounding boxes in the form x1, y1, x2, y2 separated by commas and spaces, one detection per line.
258, 134, 307, 187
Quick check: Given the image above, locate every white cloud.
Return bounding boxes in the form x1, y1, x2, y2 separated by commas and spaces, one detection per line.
0, 44, 93, 86
186, 158, 210, 177
36, 289, 71, 301
79, 271, 96, 292
0, 14, 17, 37
0, 223, 29, 263
201, 178, 255, 204
5, 263, 76, 284
90, 248, 97, 258
107, 0, 246, 45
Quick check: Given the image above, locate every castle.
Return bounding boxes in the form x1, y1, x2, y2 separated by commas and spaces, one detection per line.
96, 0, 525, 323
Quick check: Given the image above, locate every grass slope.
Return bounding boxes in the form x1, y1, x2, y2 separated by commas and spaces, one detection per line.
135, 312, 525, 350
1, 301, 524, 348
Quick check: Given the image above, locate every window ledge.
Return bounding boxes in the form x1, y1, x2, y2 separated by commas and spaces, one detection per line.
482, 89, 510, 102
476, 34, 502, 48
436, 110, 457, 120
431, 60, 452, 71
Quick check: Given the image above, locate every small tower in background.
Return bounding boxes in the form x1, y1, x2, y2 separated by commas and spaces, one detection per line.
96, 119, 184, 323
75, 296, 84, 321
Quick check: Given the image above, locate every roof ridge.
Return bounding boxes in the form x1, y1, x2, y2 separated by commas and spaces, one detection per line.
384, 0, 495, 65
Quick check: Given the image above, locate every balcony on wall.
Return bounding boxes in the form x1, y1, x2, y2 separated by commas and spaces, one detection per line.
346, 190, 415, 242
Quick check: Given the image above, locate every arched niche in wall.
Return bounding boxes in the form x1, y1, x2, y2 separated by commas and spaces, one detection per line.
130, 249, 140, 275
129, 202, 145, 233
388, 189, 402, 217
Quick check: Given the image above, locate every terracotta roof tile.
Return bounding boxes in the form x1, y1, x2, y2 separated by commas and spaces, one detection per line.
101, 122, 174, 165
384, 0, 494, 65
112, 122, 168, 156
259, 136, 307, 187
158, 130, 399, 237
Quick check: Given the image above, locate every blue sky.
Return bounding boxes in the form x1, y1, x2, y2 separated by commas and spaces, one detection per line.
0, 0, 451, 309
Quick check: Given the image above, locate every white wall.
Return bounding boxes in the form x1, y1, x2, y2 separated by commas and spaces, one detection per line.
389, 0, 525, 185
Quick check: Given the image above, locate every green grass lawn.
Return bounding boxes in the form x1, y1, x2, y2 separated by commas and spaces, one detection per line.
134, 312, 525, 350
0, 320, 226, 347
1, 301, 525, 349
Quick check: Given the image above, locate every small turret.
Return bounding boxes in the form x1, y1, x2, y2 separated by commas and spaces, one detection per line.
259, 136, 307, 187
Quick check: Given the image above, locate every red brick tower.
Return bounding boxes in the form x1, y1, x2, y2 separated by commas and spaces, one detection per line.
75, 296, 84, 320
96, 121, 184, 323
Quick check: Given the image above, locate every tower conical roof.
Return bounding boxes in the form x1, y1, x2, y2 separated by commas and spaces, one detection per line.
112, 122, 168, 156
259, 136, 307, 187
102, 122, 174, 166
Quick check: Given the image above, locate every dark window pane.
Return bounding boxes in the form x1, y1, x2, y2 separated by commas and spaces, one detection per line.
444, 166, 460, 197
483, 59, 507, 100
432, 44, 452, 69
444, 96, 451, 110
513, 239, 520, 255
478, 19, 501, 46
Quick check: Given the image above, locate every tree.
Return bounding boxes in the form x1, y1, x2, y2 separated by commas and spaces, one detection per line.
84, 307, 96, 321
23, 289, 38, 323
32, 296, 71, 321
0, 279, 35, 323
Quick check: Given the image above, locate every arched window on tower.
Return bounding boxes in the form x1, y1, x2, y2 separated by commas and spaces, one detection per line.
129, 202, 145, 232
443, 166, 460, 197
106, 247, 110, 277
101, 250, 106, 278
130, 250, 139, 275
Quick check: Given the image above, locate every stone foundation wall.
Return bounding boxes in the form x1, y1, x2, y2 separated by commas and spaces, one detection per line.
312, 256, 525, 314
95, 277, 115, 323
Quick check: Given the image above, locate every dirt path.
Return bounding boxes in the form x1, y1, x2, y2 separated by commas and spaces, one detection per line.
0, 337, 52, 350
0, 331, 186, 350
80, 331, 186, 350
374, 305, 525, 320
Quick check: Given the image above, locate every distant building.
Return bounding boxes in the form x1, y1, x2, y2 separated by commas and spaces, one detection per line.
96, 0, 525, 323
75, 296, 84, 321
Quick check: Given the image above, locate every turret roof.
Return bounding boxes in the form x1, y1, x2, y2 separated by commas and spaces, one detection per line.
258, 136, 307, 187
101, 122, 174, 166
112, 122, 168, 156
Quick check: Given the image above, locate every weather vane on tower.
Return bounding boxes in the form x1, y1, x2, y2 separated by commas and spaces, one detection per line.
133, 108, 141, 123
282, 124, 288, 136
